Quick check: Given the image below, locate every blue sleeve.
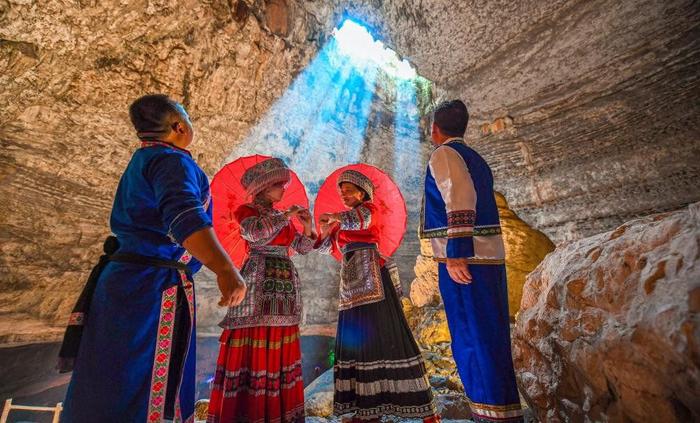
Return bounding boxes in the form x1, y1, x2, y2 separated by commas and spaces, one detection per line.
447, 237, 474, 258
146, 152, 212, 244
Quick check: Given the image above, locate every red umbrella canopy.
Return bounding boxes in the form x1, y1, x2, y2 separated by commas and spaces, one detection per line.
211, 155, 309, 268
314, 163, 407, 261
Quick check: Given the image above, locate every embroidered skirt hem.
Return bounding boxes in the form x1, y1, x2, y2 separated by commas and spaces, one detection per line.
333, 268, 436, 419
206, 325, 304, 423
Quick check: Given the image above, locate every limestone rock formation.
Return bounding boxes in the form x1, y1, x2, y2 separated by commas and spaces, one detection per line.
0, 0, 326, 342
362, 0, 700, 243
0, 0, 433, 340
513, 202, 700, 422
407, 238, 441, 307
497, 192, 556, 317
402, 297, 462, 392
304, 367, 335, 417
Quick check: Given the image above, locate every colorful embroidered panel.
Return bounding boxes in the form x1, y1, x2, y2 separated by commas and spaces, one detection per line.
147, 251, 193, 423
67, 312, 85, 326
338, 247, 385, 310
446, 209, 476, 237
261, 256, 297, 316
147, 285, 178, 422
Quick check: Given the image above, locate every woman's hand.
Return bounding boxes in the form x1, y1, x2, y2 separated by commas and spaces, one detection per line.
296, 208, 314, 236
285, 205, 304, 218
319, 212, 340, 224
296, 208, 312, 226
318, 218, 330, 237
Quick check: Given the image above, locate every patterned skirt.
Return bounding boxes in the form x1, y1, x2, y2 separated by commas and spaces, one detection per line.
334, 267, 437, 420
207, 325, 305, 423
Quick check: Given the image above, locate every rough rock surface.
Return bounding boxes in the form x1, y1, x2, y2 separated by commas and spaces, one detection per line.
513, 202, 700, 422
304, 367, 336, 417
336, 0, 700, 243
0, 0, 433, 340
497, 192, 555, 317
0, 0, 328, 340
402, 298, 462, 390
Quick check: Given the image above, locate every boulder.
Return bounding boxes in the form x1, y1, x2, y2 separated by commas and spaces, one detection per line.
304, 368, 335, 417
513, 203, 700, 422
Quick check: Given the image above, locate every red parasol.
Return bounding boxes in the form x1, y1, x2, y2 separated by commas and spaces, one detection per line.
211, 155, 309, 268
314, 163, 407, 261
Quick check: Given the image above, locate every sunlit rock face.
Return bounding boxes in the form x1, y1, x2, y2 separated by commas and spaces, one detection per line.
497, 192, 555, 317
0, 0, 332, 340
513, 202, 700, 422
0, 1, 424, 341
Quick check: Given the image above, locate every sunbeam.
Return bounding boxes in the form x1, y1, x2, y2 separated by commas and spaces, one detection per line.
225, 19, 423, 205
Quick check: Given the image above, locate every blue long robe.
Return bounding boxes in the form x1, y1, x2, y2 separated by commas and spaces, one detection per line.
420, 138, 523, 423
62, 141, 212, 423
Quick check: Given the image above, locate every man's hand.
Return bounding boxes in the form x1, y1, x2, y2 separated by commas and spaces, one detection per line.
446, 257, 472, 284
216, 266, 247, 307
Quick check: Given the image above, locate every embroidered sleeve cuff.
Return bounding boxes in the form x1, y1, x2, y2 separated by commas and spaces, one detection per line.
339, 205, 371, 230
446, 209, 475, 238
314, 235, 333, 255
447, 236, 474, 258
240, 213, 289, 242
169, 206, 213, 245
292, 233, 315, 254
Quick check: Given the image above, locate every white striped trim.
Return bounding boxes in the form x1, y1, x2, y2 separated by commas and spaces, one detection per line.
335, 355, 424, 370
335, 376, 430, 395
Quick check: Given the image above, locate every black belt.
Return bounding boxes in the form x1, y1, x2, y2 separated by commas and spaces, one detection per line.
109, 252, 189, 272
57, 237, 189, 373
341, 242, 378, 255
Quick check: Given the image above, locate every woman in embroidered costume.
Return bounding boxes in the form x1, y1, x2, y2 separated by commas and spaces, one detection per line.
61, 94, 246, 423
316, 169, 439, 422
207, 158, 315, 423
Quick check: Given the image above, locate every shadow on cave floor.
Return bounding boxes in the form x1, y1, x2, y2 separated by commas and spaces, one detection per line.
0, 335, 335, 422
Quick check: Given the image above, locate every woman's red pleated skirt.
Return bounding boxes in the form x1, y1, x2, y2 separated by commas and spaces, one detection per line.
206, 325, 305, 423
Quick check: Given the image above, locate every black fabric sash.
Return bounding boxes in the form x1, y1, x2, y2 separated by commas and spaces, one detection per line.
56, 236, 190, 373
341, 241, 378, 255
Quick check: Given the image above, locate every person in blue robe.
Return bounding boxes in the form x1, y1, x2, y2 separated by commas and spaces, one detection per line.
420, 100, 523, 423
60, 94, 246, 422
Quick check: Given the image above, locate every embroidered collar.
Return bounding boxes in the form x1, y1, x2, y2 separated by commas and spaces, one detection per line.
444, 137, 464, 146
140, 140, 192, 157
352, 200, 369, 209
252, 197, 275, 212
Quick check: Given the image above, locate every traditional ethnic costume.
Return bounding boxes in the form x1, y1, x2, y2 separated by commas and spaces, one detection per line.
420, 138, 523, 423
207, 158, 312, 423
317, 169, 437, 421
61, 141, 212, 422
